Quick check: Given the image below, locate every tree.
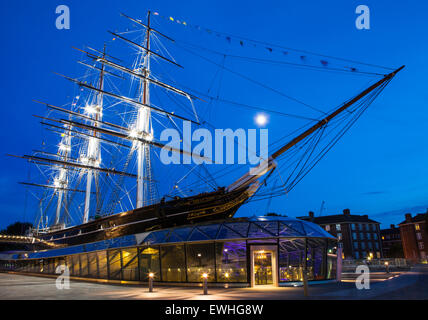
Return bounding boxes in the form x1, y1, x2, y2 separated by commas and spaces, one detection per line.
1, 222, 33, 236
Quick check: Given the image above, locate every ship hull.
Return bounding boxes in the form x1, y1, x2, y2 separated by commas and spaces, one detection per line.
36, 187, 252, 247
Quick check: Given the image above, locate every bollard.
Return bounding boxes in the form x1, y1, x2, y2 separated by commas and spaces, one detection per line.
303, 272, 309, 297
202, 273, 208, 295
149, 273, 154, 292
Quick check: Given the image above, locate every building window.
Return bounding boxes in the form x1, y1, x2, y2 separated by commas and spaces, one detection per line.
415, 224, 420, 231
419, 242, 425, 250
361, 242, 366, 250
417, 233, 422, 240
355, 252, 359, 259
325, 225, 330, 231
353, 233, 357, 240
367, 233, 372, 240
368, 242, 373, 250
336, 224, 341, 231
374, 233, 378, 240
375, 242, 379, 250
337, 233, 342, 241
360, 233, 365, 240
351, 224, 356, 231
354, 242, 359, 250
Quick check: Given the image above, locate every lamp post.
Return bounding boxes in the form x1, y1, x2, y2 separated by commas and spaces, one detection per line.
385, 261, 390, 274
202, 273, 208, 295
148, 273, 154, 292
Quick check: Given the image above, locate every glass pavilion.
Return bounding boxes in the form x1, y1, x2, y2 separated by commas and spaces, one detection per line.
0, 216, 338, 286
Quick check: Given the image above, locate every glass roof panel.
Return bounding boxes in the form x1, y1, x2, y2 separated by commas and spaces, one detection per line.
171, 227, 194, 242
247, 223, 273, 238
254, 221, 279, 236
165, 231, 184, 243
216, 224, 244, 240
224, 222, 250, 238
282, 221, 306, 236
302, 222, 328, 237
188, 227, 211, 241
279, 222, 305, 237
197, 224, 221, 239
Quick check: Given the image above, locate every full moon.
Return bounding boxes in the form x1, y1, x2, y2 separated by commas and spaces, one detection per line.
255, 113, 268, 127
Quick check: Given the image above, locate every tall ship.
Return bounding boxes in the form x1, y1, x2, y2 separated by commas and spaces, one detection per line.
5, 11, 403, 249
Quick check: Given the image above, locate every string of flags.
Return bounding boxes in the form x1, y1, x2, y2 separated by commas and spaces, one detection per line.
151, 12, 363, 73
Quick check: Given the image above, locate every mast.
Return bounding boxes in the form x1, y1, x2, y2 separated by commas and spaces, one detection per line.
227, 65, 405, 191
136, 11, 152, 209
83, 45, 106, 224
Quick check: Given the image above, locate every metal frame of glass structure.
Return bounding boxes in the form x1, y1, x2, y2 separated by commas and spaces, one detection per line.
0, 217, 337, 285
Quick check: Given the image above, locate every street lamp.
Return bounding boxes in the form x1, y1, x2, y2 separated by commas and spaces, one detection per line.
148, 272, 155, 292
385, 261, 390, 274
202, 273, 208, 295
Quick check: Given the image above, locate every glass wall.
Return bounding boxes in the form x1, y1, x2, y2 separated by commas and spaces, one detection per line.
215, 241, 247, 283
139, 246, 160, 281
278, 238, 305, 282
80, 254, 89, 278
2, 236, 336, 284
88, 252, 98, 278
186, 243, 215, 282
108, 250, 122, 280
326, 240, 337, 280
307, 239, 327, 281
97, 251, 108, 279
122, 248, 139, 281
160, 245, 186, 282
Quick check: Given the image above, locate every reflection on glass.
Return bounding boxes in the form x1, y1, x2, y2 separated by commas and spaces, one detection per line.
186, 243, 215, 282
108, 250, 122, 280
215, 241, 247, 283
161, 245, 186, 282
80, 254, 89, 277
42, 259, 49, 274
326, 240, 337, 280
71, 255, 80, 277
279, 238, 305, 282
88, 252, 98, 278
122, 248, 139, 281
139, 246, 160, 281
97, 251, 108, 279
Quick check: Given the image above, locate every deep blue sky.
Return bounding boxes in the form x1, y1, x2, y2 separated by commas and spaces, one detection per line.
1, 0, 427, 229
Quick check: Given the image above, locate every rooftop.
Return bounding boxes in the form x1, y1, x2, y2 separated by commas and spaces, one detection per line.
298, 209, 380, 225
399, 213, 428, 225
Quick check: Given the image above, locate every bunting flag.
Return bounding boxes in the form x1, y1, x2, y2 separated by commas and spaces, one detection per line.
149, 11, 374, 74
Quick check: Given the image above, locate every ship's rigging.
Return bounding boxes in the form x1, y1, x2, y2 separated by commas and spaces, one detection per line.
9, 11, 403, 234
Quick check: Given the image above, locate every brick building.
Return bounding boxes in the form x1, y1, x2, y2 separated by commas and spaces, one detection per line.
380, 225, 403, 258
299, 209, 383, 260
398, 212, 428, 263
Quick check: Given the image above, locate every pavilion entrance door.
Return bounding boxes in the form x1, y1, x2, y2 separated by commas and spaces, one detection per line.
250, 245, 278, 287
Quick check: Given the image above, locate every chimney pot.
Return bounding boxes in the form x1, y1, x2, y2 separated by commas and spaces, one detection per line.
343, 209, 351, 216
390, 224, 395, 229
405, 213, 412, 222
309, 211, 314, 219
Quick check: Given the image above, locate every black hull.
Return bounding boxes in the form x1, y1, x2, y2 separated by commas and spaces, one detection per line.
37, 187, 251, 247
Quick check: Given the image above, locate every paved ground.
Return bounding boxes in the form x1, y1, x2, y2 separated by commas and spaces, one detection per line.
0, 266, 427, 300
